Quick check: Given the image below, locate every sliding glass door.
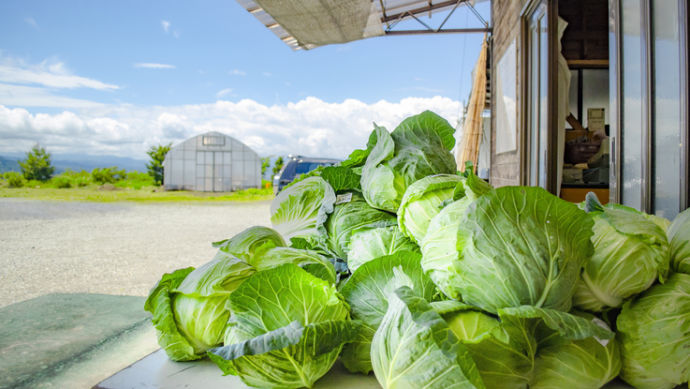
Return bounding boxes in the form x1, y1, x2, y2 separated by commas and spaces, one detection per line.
610, 0, 688, 218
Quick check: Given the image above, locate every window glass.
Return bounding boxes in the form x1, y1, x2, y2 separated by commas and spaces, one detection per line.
621, 0, 643, 210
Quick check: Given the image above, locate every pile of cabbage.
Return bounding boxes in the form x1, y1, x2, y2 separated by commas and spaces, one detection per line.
145, 111, 690, 389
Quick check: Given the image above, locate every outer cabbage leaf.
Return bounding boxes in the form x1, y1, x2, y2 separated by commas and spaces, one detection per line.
339, 252, 436, 374
531, 312, 620, 389
454, 187, 593, 313
617, 273, 690, 389
144, 255, 255, 361
361, 111, 457, 212
669, 208, 690, 274
574, 193, 670, 311
320, 166, 362, 193
144, 267, 198, 361
324, 193, 396, 259
270, 176, 335, 245
361, 125, 400, 212
251, 246, 337, 284
211, 264, 352, 389
371, 286, 485, 389
212, 226, 285, 262
171, 257, 255, 354
347, 225, 419, 272
397, 174, 464, 244
440, 305, 613, 389
420, 197, 474, 300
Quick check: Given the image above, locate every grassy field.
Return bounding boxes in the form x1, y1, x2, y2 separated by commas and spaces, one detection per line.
0, 186, 273, 202
0, 170, 274, 202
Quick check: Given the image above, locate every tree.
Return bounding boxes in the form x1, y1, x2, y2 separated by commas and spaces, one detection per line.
19, 144, 55, 182
261, 157, 270, 176
272, 156, 284, 176
147, 143, 172, 186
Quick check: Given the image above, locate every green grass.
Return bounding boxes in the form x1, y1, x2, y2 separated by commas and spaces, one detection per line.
0, 184, 273, 203
0, 170, 274, 203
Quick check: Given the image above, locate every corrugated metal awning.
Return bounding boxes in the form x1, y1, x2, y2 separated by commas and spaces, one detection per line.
237, 0, 490, 50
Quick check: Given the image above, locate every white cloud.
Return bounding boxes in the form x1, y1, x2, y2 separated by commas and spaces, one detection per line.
161, 20, 170, 33
133, 63, 176, 69
0, 84, 105, 108
216, 88, 233, 98
25, 17, 38, 29
0, 56, 118, 90
0, 96, 461, 160
229, 69, 246, 76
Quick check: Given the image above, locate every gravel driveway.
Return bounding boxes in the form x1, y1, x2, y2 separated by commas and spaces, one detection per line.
0, 199, 271, 308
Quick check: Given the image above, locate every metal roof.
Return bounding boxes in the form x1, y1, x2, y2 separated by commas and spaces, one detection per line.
237, 0, 490, 50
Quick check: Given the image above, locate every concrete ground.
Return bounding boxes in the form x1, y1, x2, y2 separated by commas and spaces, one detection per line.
0, 199, 271, 388
0, 199, 271, 308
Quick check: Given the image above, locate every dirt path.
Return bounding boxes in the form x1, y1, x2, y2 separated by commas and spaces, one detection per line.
0, 199, 271, 308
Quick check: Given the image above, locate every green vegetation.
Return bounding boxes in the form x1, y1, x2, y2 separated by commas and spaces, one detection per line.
0, 169, 272, 202
19, 144, 55, 182
272, 156, 284, 176
146, 143, 172, 185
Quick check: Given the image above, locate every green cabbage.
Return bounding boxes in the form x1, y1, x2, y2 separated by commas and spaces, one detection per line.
212, 226, 285, 262
323, 193, 396, 259
531, 313, 620, 389
347, 225, 419, 272
371, 286, 485, 389
440, 304, 614, 389
668, 208, 690, 274
144, 256, 255, 361
574, 194, 670, 311
270, 176, 335, 245
617, 273, 690, 389
422, 187, 593, 312
361, 111, 457, 212
397, 174, 464, 244
339, 251, 436, 374
252, 246, 337, 284
208, 264, 357, 389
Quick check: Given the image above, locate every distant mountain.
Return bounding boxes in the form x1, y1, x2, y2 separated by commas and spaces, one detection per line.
0, 154, 147, 174
0, 156, 20, 174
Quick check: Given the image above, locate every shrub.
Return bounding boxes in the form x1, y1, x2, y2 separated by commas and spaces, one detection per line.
51, 175, 72, 189
92, 167, 126, 184
5, 172, 26, 188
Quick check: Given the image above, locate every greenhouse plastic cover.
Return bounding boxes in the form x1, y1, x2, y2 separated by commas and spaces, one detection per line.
237, 0, 483, 50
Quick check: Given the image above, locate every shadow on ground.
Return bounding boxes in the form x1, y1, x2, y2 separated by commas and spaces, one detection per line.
0, 293, 157, 389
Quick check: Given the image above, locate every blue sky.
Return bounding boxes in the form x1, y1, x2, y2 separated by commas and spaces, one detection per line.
0, 0, 489, 159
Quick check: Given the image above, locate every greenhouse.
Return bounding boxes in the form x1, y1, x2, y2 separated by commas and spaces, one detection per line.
163, 131, 261, 192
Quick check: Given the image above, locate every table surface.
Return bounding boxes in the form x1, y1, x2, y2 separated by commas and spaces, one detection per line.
95, 349, 655, 389
94, 349, 381, 389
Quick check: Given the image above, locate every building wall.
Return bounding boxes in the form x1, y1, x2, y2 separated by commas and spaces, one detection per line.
163, 132, 261, 192
490, 0, 527, 187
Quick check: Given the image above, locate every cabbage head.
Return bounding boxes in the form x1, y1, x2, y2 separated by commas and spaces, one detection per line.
420, 196, 474, 300
361, 111, 457, 212
669, 208, 690, 274
339, 251, 436, 374
270, 176, 335, 245
371, 286, 486, 389
212, 226, 285, 262
617, 272, 690, 389
423, 186, 593, 312
208, 264, 358, 389
251, 246, 337, 284
397, 174, 464, 244
347, 225, 419, 272
323, 193, 396, 259
573, 194, 670, 312
439, 303, 614, 389
531, 312, 620, 389
144, 256, 255, 361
